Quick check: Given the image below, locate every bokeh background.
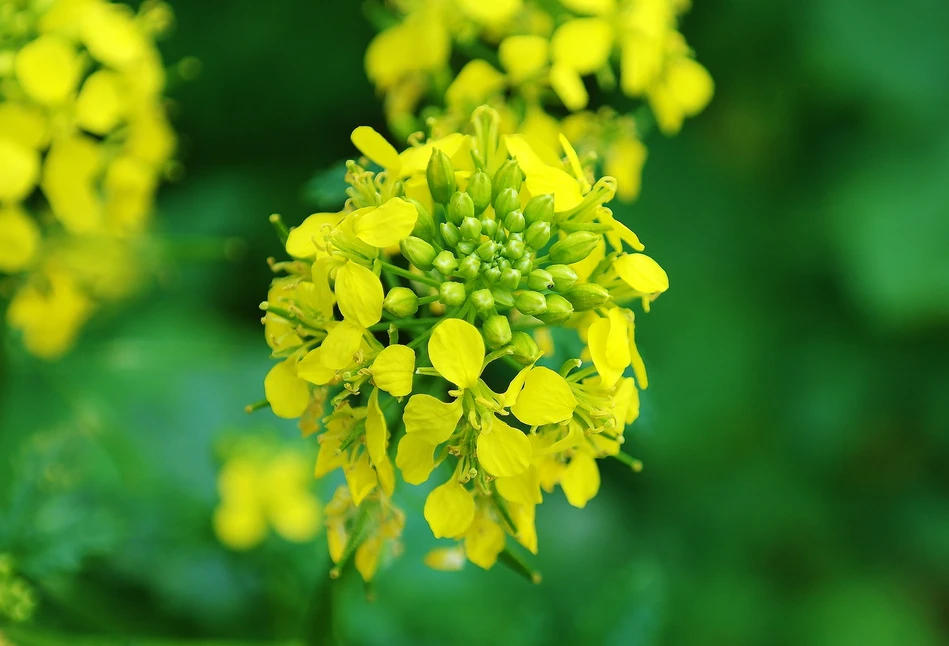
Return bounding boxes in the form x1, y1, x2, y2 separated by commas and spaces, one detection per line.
3, 0, 949, 644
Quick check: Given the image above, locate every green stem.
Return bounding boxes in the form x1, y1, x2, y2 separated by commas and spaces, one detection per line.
367, 317, 442, 332
378, 261, 442, 288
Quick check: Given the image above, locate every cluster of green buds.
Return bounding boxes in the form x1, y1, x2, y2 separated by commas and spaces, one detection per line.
256, 106, 668, 584
0, 554, 36, 623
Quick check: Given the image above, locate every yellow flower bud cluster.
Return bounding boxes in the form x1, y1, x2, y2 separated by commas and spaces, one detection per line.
258, 106, 667, 582
364, 0, 713, 202
0, 0, 176, 359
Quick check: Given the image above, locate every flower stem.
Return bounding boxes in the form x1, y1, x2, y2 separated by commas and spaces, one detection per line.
378, 261, 442, 287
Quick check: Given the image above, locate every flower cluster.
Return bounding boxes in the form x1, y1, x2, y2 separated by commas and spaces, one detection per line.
0, 0, 176, 359
365, 0, 713, 201
258, 106, 667, 582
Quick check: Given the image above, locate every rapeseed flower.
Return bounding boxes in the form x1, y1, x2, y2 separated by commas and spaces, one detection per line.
0, 0, 175, 359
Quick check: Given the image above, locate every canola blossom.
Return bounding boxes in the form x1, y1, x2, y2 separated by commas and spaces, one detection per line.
258, 106, 667, 582
0, 0, 176, 359
364, 0, 713, 201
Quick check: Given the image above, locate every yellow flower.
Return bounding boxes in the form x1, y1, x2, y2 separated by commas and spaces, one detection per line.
0, 206, 41, 273
324, 485, 405, 582
6, 272, 93, 360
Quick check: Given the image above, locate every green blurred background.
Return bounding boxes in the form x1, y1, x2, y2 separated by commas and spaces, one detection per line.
3, 0, 949, 644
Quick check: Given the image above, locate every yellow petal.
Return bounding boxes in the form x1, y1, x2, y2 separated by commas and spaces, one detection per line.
429, 318, 484, 390
355, 536, 382, 582
457, 0, 522, 26
550, 62, 589, 111
510, 502, 538, 554
80, 3, 149, 69
296, 347, 337, 385
335, 261, 384, 328
351, 125, 402, 171
499, 35, 548, 83
41, 135, 103, 234
614, 253, 669, 294
264, 359, 310, 419
612, 377, 640, 429
605, 137, 648, 203
504, 135, 584, 212
320, 320, 364, 370
445, 59, 506, 110
370, 344, 415, 397
561, 451, 600, 508
424, 546, 467, 571
397, 133, 470, 178
627, 314, 649, 389
365, 387, 389, 468
502, 365, 533, 407
395, 434, 437, 485
403, 394, 463, 444
423, 480, 475, 539
496, 465, 543, 505
477, 417, 531, 477
14, 35, 80, 105
310, 256, 339, 319
0, 102, 48, 150
666, 57, 714, 117
285, 212, 343, 259
213, 503, 267, 551
0, 206, 40, 273
588, 310, 631, 387
268, 493, 321, 543
512, 367, 578, 426
560, 0, 616, 15
464, 510, 506, 569
75, 70, 125, 135
326, 518, 348, 563
376, 456, 396, 497
620, 33, 663, 96
344, 452, 378, 506
0, 137, 40, 203
352, 197, 417, 248
314, 432, 346, 479
551, 18, 614, 75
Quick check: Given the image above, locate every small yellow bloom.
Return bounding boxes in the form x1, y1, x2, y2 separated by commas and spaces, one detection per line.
477, 416, 532, 478
464, 508, 506, 569
369, 344, 416, 397
550, 18, 614, 76
14, 35, 80, 105
499, 35, 549, 83
264, 358, 310, 419
352, 197, 418, 248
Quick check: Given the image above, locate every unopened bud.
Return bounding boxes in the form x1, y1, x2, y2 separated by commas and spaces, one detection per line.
482, 218, 498, 239
439, 222, 461, 248
409, 199, 436, 240
400, 236, 437, 270
509, 331, 540, 365
528, 269, 553, 291
492, 159, 523, 202
500, 268, 521, 291
547, 264, 578, 291
484, 314, 512, 348
494, 187, 520, 221
427, 148, 456, 204
549, 231, 599, 264
466, 169, 492, 214
458, 255, 481, 280
537, 293, 574, 324
439, 281, 467, 306
525, 221, 551, 249
503, 209, 525, 233
384, 287, 419, 317
433, 250, 458, 276
491, 287, 515, 309
513, 256, 533, 274
477, 240, 497, 262
447, 191, 474, 225
524, 194, 554, 225
460, 216, 482, 241
503, 239, 526, 259
456, 240, 476, 256
515, 290, 547, 316
484, 266, 502, 284
470, 288, 494, 313
563, 283, 611, 311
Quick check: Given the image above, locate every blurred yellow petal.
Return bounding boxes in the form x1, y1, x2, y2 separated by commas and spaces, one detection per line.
351, 126, 401, 171
504, 135, 584, 212
395, 433, 437, 485
429, 318, 484, 390
499, 35, 548, 83
326, 518, 348, 563
365, 16, 449, 89
477, 417, 531, 477
14, 35, 80, 105
81, 2, 149, 69
370, 344, 415, 397
615, 253, 669, 294
510, 502, 538, 554
353, 197, 417, 248
0, 103, 48, 149
0, 206, 40, 273
667, 57, 714, 117
314, 433, 346, 479
213, 503, 267, 551
335, 261, 383, 328
464, 511, 506, 569
0, 138, 40, 203
424, 546, 467, 571
365, 387, 389, 468
269, 493, 321, 543
75, 70, 126, 135
512, 367, 577, 425
457, 0, 521, 26
605, 137, 648, 202
496, 465, 543, 505
551, 18, 614, 75
41, 135, 103, 234
355, 536, 382, 582
549, 62, 588, 111
561, 451, 600, 508
445, 60, 506, 110
620, 33, 663, 96
6, 272, 92, 359
403, 394, 463, 444
264, 359, 310, 419
344, 452, 378, 506
560, 0, 616, 15
424, 480, 475, 539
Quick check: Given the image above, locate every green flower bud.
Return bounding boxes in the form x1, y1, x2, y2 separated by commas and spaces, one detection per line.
484, 314, 512, 348
515, 290, 547, 316
409, 199, 436, 240
482, 218, 498, 239
439, 222, 461, 248
525, 221, 551, 249
477, 240, 497, 261
563, 283, 612, 311
494, 187, 520, 221
503, 239, 526, 259
503, 209, 526, 233
439, 281, 467, 306
460, 216, 482, 241
467, 169, 492, 215
491, 287, 515, 309
536, 293, 574, 324
458, 254, 481, 280
447, 191, 474, 225
399, 236, 437, 270
383, 287, 419, 317
484, 266, 502, 284
513, 256, 533, 274
498, 258, 512, 271
427, 148, 456, 204
492, 159, 523, 202
549, 231, 599, 264
509, 331, 540, 365
524, 194, 554, 225
527, 269, 553, 291
500, 268, 521, 291
456, 240, 476, 256
547, 264, 579, 291
508, 231, 524, 243
433, 250, 458, 276
470, 288, 494, 313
